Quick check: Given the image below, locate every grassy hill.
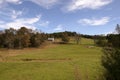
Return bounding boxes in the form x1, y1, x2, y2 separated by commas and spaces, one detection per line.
0, 38, 103, 80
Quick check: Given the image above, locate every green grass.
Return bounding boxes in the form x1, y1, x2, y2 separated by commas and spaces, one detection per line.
0, 38, 103, 80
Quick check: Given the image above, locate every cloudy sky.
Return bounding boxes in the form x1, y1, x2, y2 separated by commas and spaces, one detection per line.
0, 0, 120, 35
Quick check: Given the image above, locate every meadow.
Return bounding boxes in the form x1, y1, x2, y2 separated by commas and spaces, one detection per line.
0, 38, 103, 80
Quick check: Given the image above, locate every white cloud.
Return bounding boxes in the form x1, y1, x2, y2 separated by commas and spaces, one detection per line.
0, 0, 22, 8
54, 24, 63, 31
64, 0, 112, 11
30, 0, 59, 9
0, 14, 50, 30
11, 10, 23, 19
5, 21, 36, 30
78, 17, 110, 26
0, 9, 24, 19
16, 16, 40, 24
0, 16, 40, 29
0, 0, 22, 5
6, 0, 22, 4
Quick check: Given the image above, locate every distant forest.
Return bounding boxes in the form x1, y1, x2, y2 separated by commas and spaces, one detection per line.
0, 27, 95, 49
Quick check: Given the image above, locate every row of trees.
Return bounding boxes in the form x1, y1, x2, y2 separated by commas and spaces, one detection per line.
0, 27, 47, 49
0, 27, 82, 49
48, 31, 77, 38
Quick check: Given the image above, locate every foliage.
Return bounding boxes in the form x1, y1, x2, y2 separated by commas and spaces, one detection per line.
30, 33, 46, 47
61, 32, 70, 43
0, 27, 46, 49
81, 34, 94, 39
17, 27, 31, 48
102, 24, 120, 80
48, 31, 77, 38
107, 34, 120, 48
94, 35, 107, 47
102, 47, 120, 80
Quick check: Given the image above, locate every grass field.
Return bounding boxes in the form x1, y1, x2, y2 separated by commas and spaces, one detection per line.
0, 38, 103, 80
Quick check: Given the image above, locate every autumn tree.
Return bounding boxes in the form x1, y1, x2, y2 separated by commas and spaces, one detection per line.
17, 27, 31, 48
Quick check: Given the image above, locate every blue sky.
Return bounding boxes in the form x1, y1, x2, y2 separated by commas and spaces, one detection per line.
0, 0, 120, 35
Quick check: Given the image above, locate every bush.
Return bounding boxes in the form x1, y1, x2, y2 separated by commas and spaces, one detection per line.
61, 32, 70, 43
94, 36, 107, 47
102, 47, 120, 80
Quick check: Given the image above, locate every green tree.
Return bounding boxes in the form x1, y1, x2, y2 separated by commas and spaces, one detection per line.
30, 33, 42, 47
102, 47, 120, 80
0, 27, 47, 49
102, 26, 120, 80
17, 27, 31, 48
3, 28, 16, 48
94, 35, 107, 47
107, 34, 120, 48
0, 32, 5, 48
61, 32, 70, 43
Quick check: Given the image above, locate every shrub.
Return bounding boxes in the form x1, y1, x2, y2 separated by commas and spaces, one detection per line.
102, 47, 120, 80
61, 32, 70, 43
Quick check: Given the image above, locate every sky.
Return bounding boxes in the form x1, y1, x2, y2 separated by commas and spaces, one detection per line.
0, 0, 120, 35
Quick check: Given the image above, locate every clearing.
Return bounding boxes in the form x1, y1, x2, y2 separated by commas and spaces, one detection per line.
0, 38, 103, 80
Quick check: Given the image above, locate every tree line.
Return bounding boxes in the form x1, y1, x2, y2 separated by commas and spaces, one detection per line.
0, 28, 82, 49
48, 31, 77, 38
0, 27, 47, 49
48, 31, 81, 44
